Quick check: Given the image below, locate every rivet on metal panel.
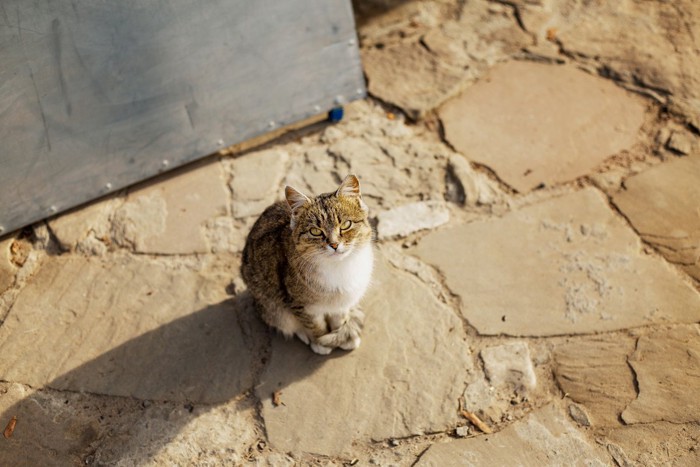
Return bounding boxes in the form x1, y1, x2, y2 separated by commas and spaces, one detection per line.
356, 88, 364, 96
162, 159, 170, 168
347, 38, 356, 46
49, 205, 58, 214
0, 226, 5, 234
217, 139, 224, 146
105, 183, 113, 191
268, 121, 276, 129
313, 105, 321, 113
335, 95, 346, 105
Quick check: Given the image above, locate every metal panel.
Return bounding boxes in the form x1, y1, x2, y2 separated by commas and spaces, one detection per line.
0, 0, 365, 235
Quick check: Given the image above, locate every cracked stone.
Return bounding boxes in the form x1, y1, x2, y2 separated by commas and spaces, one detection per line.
416, 404, 608, 466
362, 41, 465, 119
440, 61, 646, 192
603, 422, 700, 466
612, 155, 700, 282
622, 325, 700, 424
513, 0, 700, 127
111, 161, 229, 254
422, 24, 471, 68
93, 399, 258, 465
481, 342, 536, 392
284, 103, 454, 214
553, 335, 636, 427
285, 146, 338, 201
376, 201, 450, 239
421, 1, 532, 71
0, 382, 258, 466
9, 237, 31, 267
0, 383, 101, 465
413, 188, 700, 336
446, 154, 500, 206
0, 255, 260, 403
229, 148, 289, 219
607, 443, 634, 467
354, 0, 458, 47
257, 256, 472, 456
464, 342, 541, 424
0, 236, 17, 293
48, 196, 119, 254
462, 379, 494, 415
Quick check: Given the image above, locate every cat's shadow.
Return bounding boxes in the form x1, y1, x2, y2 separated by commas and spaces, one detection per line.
0, 291, 331, 464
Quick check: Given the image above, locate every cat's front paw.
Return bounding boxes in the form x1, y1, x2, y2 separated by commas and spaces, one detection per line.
339, 336, 361, 351
310, 342, 333, 355
317, 323, 362, 351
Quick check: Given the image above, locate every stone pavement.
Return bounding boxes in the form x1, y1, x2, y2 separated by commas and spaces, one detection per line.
1, 1, 700, 465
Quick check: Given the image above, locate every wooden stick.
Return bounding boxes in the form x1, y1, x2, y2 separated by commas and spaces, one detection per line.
460, 410, 492, 434
4, 415, 17, 439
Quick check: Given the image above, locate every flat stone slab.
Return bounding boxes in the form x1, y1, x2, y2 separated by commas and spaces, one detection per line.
0, 382, 258, 466
48, 196, 120, 255
229, 148, 289, 219
481, 342, 536, 391
440, 61, 646, 192
376, 201, 450, 239
515, 0, 700, 127
256, 256, 472, 456
363, 41, 465, 119
412, 188, 700, 336
0, 255, 258, 403
416, 404, 608, 466
0, 236, 17, 293
553, 336, 637, 426
612, 155, 700, 283
604, 421, 700, 467
111, 160, 229, 254
622, 325, 700, 424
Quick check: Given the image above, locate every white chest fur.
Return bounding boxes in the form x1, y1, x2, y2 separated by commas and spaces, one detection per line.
310, 244, 374, 311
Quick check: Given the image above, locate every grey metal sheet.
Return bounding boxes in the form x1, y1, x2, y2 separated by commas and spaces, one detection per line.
0, 0, 365, 236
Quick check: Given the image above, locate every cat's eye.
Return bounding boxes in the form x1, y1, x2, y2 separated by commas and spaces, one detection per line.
309, 227, 323, 237
340, 220, 352, 231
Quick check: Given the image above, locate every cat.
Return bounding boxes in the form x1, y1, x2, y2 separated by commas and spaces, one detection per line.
241, 174, 374, 355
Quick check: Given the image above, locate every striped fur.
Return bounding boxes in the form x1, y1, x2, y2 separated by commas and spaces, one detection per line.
241, 175, 374, 355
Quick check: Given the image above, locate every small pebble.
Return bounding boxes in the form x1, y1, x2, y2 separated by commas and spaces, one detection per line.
569, 403, 591, 427
666, 131, 692, 155
455, 425, 471, 437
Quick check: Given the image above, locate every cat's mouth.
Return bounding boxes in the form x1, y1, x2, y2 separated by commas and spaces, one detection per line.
323, 245, 351, 258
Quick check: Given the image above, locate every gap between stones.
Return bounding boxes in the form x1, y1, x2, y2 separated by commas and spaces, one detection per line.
592, 183, 700, 287
622, 336, 642, 421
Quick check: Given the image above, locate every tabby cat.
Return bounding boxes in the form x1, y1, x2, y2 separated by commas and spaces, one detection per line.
241, 174, 374, 355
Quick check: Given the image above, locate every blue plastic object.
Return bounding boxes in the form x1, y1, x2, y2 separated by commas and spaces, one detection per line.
328, 107, 344, 123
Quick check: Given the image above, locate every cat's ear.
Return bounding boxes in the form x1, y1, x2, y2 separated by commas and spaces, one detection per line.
336, 174, 361, 197
285, 185, 310, 212
336, 174, 368, 212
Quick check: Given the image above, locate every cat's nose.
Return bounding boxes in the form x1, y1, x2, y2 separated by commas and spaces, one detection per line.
329, 242, 339, 250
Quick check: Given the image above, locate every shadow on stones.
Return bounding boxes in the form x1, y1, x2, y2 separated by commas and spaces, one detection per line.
0, 291, 332, 464
352, 0, 411, 27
